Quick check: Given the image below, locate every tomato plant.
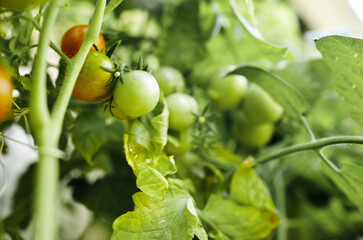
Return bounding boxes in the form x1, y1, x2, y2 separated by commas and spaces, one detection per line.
113, 70, 160, 117
0, 65, 13, 122
61, 24, 106, 58
72, 51, 115, 102
2, 1, 363, 240
166, 93, 199, 131
152, 66, 185, 96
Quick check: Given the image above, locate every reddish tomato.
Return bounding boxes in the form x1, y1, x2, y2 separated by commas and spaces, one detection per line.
0, 65, 13, 123
61, 25, 106, 58
72, 51, 115, 102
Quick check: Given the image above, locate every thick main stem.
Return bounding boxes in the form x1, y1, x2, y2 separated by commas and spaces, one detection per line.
31, 0, 107, 239
30, 0, 63, 239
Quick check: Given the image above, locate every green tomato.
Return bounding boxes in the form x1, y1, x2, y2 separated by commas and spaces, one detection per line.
165, 128, 193, 156
166, 93, 198, 131
113, 70, 160, 117
207, 74, 248, 110
234, 111, 274, 148
72, 51, 115, 102
105, 100, 132, 120
243, 83, 283, 124
152, 66, 185, 96
0, 0, 48, 9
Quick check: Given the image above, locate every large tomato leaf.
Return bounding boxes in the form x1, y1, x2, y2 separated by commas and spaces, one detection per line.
123, 97, 175, 200
206, 0, 288, 67
230, 159, 276, 212
200, 160, 279, 240
202, 195, 279, 240
230, 66, 308, 118
315, 36, 363, 126
322, 162, 363, 213
111, 180, 207, 240
156, 0, 207, 71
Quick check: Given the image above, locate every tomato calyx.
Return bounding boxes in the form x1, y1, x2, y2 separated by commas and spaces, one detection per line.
100, 63, 124, 86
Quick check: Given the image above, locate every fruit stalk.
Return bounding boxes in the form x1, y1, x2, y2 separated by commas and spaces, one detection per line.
254, 135, 363, 168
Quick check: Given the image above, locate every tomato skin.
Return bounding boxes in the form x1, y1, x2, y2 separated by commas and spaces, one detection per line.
113, 70, 160, 118
152, 66, 185, 96
0, 65, 13, 123
72, 51, 115, 102
166, 93, 198, 131
105, 100, 132, 120
0, 0, 48, 10
207, 74, 248, 110
61, 25, 105, 58
234, 111, 274, 148
243, 83, 283, 124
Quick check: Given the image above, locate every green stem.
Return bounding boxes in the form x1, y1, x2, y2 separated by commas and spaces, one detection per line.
30, 1, 63, 240
50, 0, 106, 134
275, 172, 288, 240
254, 136, 363, 166
299, 115, 340, 172
30, 0, 107, 239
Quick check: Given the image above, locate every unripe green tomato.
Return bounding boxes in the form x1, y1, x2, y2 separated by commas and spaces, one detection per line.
0, 0, 48, 9
166, 93, 198, 131
165, 128, 193, 156
234, 112, 274, 148
243, 83, 283, 124
105, 100, 132, 120
113, 70, 160, 118
152, 66, 185, 96
207, 74, 248, 110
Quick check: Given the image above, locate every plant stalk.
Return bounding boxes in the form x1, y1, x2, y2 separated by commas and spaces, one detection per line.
30, 0, 107, 239
254, 136, 363, 166
30, 0, 63, 239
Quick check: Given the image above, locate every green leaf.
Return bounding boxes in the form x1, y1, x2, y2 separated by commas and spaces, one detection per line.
206, 0, 287, 66
136, 163, 168, 200
322, 162, 363, 213
149, 98, 169, 152
156, 0, 207, 71
230, 66, 308, 118
202, 195, 279, 240
315, 36, 363, 126
230, 159, 276, 212
111, 182, 202, 240
104, 0, 124, 19
274, 59, 332, 106
124, 134, 176, 200
71, 113, 124, 164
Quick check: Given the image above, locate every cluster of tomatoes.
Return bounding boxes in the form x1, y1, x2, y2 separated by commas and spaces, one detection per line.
61, 25, 160, 119
206, 72, 283, 148
62, 25, 203, 155
62, 24, 284, 153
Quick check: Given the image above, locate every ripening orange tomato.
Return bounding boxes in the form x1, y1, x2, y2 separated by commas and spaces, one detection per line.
61, 25, 106, 58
